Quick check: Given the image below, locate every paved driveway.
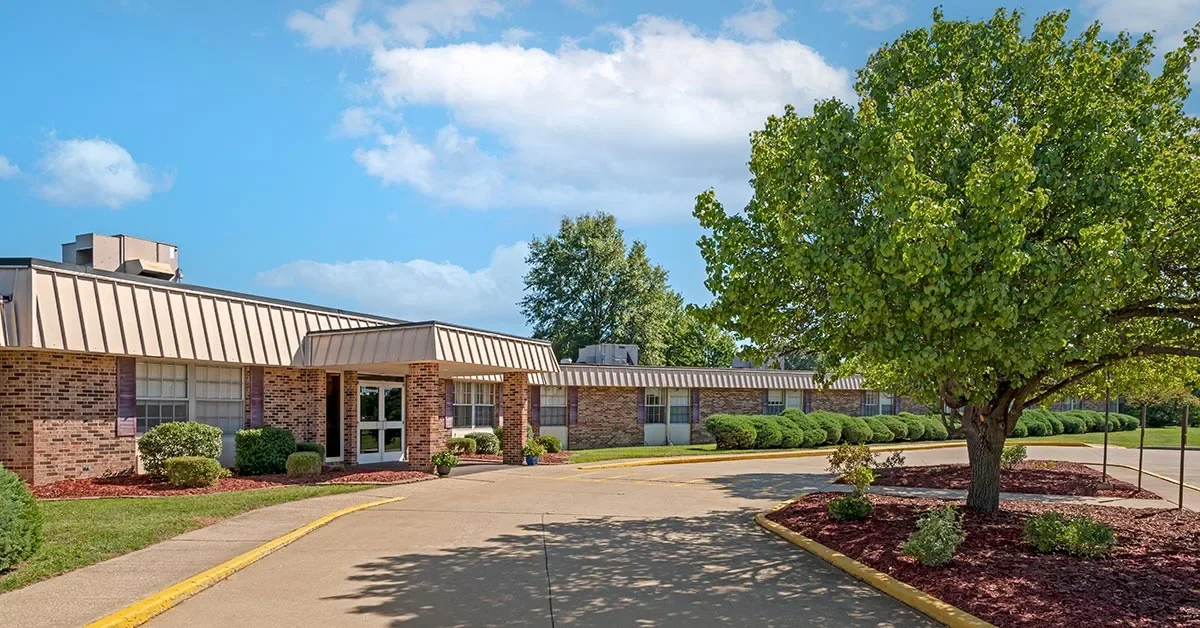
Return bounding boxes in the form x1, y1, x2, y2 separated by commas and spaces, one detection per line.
151, 456, 937, 628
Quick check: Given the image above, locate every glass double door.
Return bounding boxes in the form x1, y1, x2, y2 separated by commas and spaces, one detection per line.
359, 383, 405, 464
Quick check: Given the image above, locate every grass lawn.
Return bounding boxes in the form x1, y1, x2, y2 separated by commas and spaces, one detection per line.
0, 484, 373, 593
1011, 426, 1199, 448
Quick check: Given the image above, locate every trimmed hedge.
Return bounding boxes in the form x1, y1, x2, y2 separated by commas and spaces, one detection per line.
295, 442, 326, 459
877, 415, 909, 441
706, 415, 757, 449
901, 415, 927, 440
165, 456, 228, 488
865, 417, 895, 443
235, 426, 296, 475
0, 465, 43, 572
447, 437, 478, 456
806, 411, 844, 445
921, 417, 949, 440
788, 414, 830, 448
285, 451, 323, 477
746, 416, 783, 448
137, 421, 223, 477
840, 417, 874, 444
535, 435, 563, 453
465, 432, 500, 455
1058, 414, 1087, 434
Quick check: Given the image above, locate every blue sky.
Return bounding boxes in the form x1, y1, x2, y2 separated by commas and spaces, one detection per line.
1, 0, 1196, 333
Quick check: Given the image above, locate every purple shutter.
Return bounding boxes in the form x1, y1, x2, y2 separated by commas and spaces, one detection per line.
761, 389, 769, 414
444, 382, 454, 429
116, 357, 136, 436
860, 392, 868, 416
568, 386, 579, 425
530, 386, 541, 427
637, 387, 646, 424
893, 394, 901, 415
496, 384, 503, 419
804, 390, 813, 413
249, 366, 264, 427
690, 388, 701, 424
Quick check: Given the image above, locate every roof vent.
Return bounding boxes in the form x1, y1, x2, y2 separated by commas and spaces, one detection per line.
62, 233, 181, 281
575, 343, 638, 366
559, 357, 573, 364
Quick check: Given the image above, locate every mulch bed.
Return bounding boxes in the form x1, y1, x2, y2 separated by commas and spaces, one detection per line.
460, 452, 572, 465
32, 467, 435, 499
767, 493, 1200, 627
859, 461, 1161, 500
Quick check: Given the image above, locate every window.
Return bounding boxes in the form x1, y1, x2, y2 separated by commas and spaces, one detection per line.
454, 382, 497, 429
766, 389, 785, 415
135, 361, 244, 435
136, 362, 188, 433
1052, 398, 1083, 412
195, 366, 243, 435
863, 391, 896, 416
541, 386, 568, 426
668, 388, 691, 424
766, 389, 806, 414
785, 390, 803, 410
645, 388, 666, 424
1107, 398, 1121, 413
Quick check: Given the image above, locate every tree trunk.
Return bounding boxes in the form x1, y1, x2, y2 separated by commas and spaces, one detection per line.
962, 407, 1009, 513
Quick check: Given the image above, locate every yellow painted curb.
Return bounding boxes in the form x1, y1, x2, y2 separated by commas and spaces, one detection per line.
84, 495, 407, 628
755, 500, 995, 628
1093, 462, 1200, 493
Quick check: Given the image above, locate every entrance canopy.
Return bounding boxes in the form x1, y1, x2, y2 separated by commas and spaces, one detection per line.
300, 321, 560, 377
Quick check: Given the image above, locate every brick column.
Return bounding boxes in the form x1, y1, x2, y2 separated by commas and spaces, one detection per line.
502, 372, 530, 465
343, 371, 358, 465
406, 362, 443, 473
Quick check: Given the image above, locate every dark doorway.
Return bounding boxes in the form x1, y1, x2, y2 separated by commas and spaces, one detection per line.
326, 373, 343, 459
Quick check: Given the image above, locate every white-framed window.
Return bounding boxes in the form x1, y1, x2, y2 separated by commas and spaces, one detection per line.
1107, 398, 1121, 413
454, 382, 497, 429
1052, 398, 1083, 412
668, 388, 691, 424
135, 361, 244, 434
766, 389, 805, 415
863, 391, 896, 416
541, 386, 568, 426
645, 388, 666, 424
785, 390, 803, 410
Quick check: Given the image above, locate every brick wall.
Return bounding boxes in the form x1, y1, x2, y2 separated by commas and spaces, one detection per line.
261, 367, 325, 444
898, 397, 932, 415
0, 350, 136, 484
570, 387, 644, 450
501, 372, 529, 464
811, 390, 863, 415
405, 363, 443, 472
343, 371, 358, 464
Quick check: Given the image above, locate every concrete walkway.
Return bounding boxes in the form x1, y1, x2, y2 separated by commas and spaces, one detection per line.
2, 444, 1194, 628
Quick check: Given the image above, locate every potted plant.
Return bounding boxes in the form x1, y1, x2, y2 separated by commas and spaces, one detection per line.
432, 450, 459, 477
522, 441, 547, 466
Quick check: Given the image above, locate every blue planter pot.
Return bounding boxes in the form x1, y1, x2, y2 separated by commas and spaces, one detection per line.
525, 455, 540, 466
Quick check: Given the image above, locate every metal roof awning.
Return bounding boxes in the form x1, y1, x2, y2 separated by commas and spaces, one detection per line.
301, 321, 560, 377
529, 364, 865, 391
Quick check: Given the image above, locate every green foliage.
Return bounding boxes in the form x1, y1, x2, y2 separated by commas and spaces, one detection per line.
1117, 413, 1140, 431
828, 443, 878, 494
1057, 414, 1087, 434
1125, 402, 1189, 428
137, 421, 223, 477
878, 415, 910, 440
493, 423, 536, 444
447, 437, 478, 456
920, 418, 949, 441
663, 306, 739, 368
431, 450, 460, 468
746, 416, 783, 448
875, 450, 907, 471
465, 432, 500, 455
827, 493, 874, 521
806, 411, 845, 444
900, 415, 927, 440
1024, 512, 1116, 558
522, 441, 547, 457
1000, 445, 1028, 469
284, 452, 322, 477
773, 417, 807, 449
165, 456, 230, 487
902, 506, 966, 566
0, 465, 42, 572
535, 435, 563, 453
705, 415, 757, 449
839, 417, 874, 444
864, 417, 895, 443
295, 442, 326, 459
235, 426, 296, 476
1008, 421, 1028, 438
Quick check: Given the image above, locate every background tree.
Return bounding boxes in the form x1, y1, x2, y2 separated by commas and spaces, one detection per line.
694, 10, 1200, 511
522, 213, 736, 366
663, 307, 739, 368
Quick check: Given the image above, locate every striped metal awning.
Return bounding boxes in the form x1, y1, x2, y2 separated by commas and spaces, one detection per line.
529, 364, 864, 390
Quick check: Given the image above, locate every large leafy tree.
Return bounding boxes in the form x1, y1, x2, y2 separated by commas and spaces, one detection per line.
694, 10, 1200, 511
522, 213, 736, 366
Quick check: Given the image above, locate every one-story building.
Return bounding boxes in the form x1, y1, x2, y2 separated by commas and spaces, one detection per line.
0, 233, 1103, 485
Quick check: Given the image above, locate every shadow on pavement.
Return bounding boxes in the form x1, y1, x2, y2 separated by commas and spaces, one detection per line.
323, 509, 932, 628
699, 472, 840, 502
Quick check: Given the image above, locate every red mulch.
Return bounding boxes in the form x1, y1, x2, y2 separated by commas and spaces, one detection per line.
460, 452, 572, 465
32, 467, 435, 499
859, 461, 1162, 500
767, 493, 1200, 627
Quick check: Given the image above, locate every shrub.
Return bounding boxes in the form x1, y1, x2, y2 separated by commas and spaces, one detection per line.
432, 450, 460, 468
1057, 414, 1087, 434
235, 426, 296, 475
776, 424, 806, 449
447, 437, 478, 456
828, 444, 877, 491
465, 432, 500, 455
901, 415, 927, 441
494, 424, 537, 444
705, 415, 757, 449
535, 435, 563, 453
806, 411, 845, 445
875, 450, 906, 471
1024, 512, 1116, 558
1045, 413, 1065, 435
902, 506, 965, 567
522, 441, 547, 457
840, 417, 874, 444
0, 465, 43, 572
165, 456, 229, 487
921, 418, 949, 441
1072, 410, 1106, 432
1001, 444, 1028, 469
1008, 421, 1028, 438
878, 415, 909, 441
865, 417, 895, 443
1125, 402, 1185, 428
828, 493, 874, 521
138, 421, 223, 477
1022, 413, 1051, 437
295, 442, 326, 459
786, 413, 829, 447
1116, 413, 1139, 431
746, 416, 784, 449
285, 451, 322, 477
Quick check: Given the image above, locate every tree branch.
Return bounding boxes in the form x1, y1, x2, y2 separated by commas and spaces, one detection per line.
1030, 344, 1200, 407
1025, 363, 1106, 408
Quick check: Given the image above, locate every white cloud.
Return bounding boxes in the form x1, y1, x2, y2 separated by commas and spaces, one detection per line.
287, 0, 368, 50
0, 156, 19, 179
1084, 0, 1200, 47
35, 138, 172, 208
723, 0, 786, 41
501, 27, 533, 45
824, 0, 907, 31
339, 15, 852, 222
257, 241, 529, 331
332, 106, 384, 137
287, 0, 506, 49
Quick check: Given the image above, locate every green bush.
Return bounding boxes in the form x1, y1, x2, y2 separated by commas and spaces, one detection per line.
235, 426, 297, 475
1008, 420, 1028, 438
878, 415, 909, 440
295, 442, 326, 459
522, 441, 547, 457
1124, 402, 1187, 427
901, 415, 927, 441
285, 451, 323, 477
785, 412, 829, 447
1057, 414, 1087, 434
839, 417, 874, 444
1045, 413, 1065, 435
493, 423, 536, 443
1021, 413, 1051, 437
776, 424, 807, 448
535, 435, 563, 453
902, 506, 965, 567
828, 444, 877, 492
165, 456, 229, 488
747, 416, 783, 449
447, 437, 478, 456
806, 411, 845, 445
465, 432, 500, 455
1071, 410, 1106, 432
705, 415, 757, 449
1001, 444, 1028, 469
0, 465, 43, 572
864, 417, 895, 443
137, 421, 223, 477
828, 493, 873, 521
921, 418, 949, 440
1116, 413, 1139, 431
1024, 512, 1116, 558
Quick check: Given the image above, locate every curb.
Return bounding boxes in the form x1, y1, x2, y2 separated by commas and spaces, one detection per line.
83, 495, 407, 628
1090, 462, 1200, 494
755, 499, 995, 628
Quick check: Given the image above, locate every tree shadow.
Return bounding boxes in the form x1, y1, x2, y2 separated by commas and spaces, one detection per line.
699, 471, 841, 502
323, 509, 933, 627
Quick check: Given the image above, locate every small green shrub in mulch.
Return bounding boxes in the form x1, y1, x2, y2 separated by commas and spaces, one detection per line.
827, 493, 873, 521
902, 505, 965, 566
236, 426, 297, 475
465, 432, 499, 455
165, 456, 229, 488
285, 452, 323, 477
1024, 512, 1116, 558
0, 465, 42, 572
138, 422, 223, 477
295, 442, 326, 459
447, 437, 478, 456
